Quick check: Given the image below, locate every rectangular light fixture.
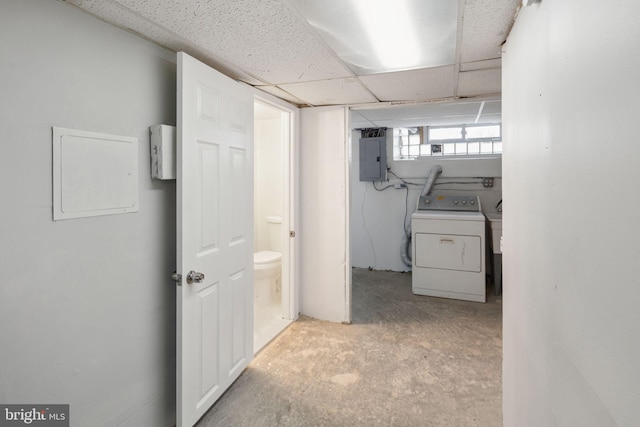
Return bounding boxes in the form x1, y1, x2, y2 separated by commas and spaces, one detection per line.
289, 0, 458, 75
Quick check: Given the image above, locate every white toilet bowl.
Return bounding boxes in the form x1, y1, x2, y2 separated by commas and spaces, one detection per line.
253, 250, 281, 305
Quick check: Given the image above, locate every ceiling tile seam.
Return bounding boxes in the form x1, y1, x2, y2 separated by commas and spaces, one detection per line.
459, 66, 502, 73
349, 96, 465, 113
95, 0, 274, 87
278, 75, 372, 86
274, 79, 380, 107
354, 76, 381, 104
356, 63, 456, 81
271, 86, 317, 108
462, 57, 503, 64
460, 58, 503, 70
349, 93, 501, 111
459, 91, 502, 101
350, 99, 462, 111
279, 0, 360, 82
452, 0, 466, 99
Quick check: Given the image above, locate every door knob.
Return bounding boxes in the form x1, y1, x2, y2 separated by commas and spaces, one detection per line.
186, 270, 205, 284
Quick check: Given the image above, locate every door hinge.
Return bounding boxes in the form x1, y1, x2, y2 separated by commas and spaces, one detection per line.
171, 271, 182, 286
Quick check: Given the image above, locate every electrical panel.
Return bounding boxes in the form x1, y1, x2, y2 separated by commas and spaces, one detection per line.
359, 136, 387, 181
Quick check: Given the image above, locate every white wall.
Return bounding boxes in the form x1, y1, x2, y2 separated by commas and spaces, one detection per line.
0, 1, 176, 426
502, 1, 640, 425
254, 117, 283, 252
300, 107, 350, 323
351, 130, 502, 271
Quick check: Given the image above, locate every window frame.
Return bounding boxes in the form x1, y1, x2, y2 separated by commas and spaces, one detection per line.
393, 123, 502, 160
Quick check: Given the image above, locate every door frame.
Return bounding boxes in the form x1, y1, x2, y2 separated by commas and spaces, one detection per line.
253, 92, 300, 322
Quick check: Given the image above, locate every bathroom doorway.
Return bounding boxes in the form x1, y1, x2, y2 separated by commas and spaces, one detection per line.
253, 99, 297, 352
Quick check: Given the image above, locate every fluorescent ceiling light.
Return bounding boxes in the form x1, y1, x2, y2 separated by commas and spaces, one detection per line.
290, 0, 458, 75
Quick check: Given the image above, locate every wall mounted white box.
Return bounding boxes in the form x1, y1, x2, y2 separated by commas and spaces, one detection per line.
149, 125, 176, 180
52, 127, 139, 220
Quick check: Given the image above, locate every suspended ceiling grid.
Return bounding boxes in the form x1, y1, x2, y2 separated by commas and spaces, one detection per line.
62, 0, 520, 108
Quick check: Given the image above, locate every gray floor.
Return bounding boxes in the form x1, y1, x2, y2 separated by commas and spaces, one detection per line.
197, 268, 503, 427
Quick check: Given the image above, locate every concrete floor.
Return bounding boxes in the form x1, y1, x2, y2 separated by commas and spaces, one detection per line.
197, 268, 503, 427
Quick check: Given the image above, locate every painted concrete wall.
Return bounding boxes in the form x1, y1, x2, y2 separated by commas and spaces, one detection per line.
254, 118, 283, 252
0, 1, 177, 426
300, 107, 350, 323
350, 130, 502, 271
502, 1, 640, 425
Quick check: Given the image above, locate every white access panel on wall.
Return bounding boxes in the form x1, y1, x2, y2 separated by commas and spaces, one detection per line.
52, 127, 138, 221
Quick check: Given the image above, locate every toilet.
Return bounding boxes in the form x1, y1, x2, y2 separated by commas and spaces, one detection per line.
254, 216, 282, 305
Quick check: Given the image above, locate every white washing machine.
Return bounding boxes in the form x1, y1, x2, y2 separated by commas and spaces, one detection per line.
412, 194, 486, 302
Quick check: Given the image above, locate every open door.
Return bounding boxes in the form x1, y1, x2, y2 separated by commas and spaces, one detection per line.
176, 52, 254, 427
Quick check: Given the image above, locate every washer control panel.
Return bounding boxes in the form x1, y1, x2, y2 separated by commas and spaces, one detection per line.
418, 195, 481, 212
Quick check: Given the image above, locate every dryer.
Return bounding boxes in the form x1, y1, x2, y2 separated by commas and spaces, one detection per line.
412, 194, 486, 302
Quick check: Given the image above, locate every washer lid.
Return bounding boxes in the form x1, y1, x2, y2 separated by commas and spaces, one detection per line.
254, 250, 282, 264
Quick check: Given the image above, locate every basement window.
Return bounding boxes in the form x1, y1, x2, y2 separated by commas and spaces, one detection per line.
392, 127, 422, 160
392, 124, 502, 160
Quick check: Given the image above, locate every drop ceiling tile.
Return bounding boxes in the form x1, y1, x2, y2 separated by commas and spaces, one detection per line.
289, 0, 458, 75
457, 68, 502, 97
359, 66, 456, 102
255, 86, 308, 106
279, 78, 377, 106
111, 0, 354, 85
66, 0, 515, 108
460, 0, 520, 63
65, 0, 264, 85
351, 99, 501, 128
350, 111, 379, 129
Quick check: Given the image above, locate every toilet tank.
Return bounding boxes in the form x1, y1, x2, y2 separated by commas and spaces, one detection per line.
267, 216, 282, 252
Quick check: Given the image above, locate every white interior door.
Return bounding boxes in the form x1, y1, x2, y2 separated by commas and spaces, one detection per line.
176, 52, 254, 427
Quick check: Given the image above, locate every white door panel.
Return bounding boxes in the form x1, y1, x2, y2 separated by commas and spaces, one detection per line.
177, 52, 254, 427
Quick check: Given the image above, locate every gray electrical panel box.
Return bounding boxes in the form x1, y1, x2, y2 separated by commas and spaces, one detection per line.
359, 137, 387, 181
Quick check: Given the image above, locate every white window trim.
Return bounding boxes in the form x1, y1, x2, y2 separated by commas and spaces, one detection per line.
393, 123, 502, 160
